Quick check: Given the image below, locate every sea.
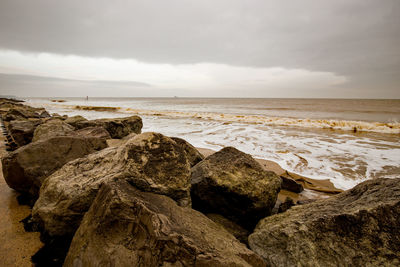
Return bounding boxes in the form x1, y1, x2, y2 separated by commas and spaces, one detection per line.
25, 97, 400, 190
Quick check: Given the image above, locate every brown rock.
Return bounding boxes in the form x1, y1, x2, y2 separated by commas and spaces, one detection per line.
1, 136, 107, 198
171, 137, 204, 167
7, 119, 41, 146
64, 115, 87, 128
206, 213, 250, 245
32, 120, 74, 142
73, 127, 111, 139
249, 178, 400, 267
32, 132, 191, 237
280, 175, 304, 193
3, 106, 49, 121
64, 180, 266, 267
191, 147, 281, 230
75, 116, 143, 139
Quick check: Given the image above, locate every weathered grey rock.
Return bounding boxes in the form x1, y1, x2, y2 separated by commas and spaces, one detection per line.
75, 116, 143, 138
191, 147, 281, 230
7, 119, 41, 146
73, 127, 111, 139
249, 178, 400, 267
206, 213, 250, 245
32, 132, 191, 237
1, 136, 107, 198
32, 119, 74, 142
64, 115, 87, 128
64, 180, 266, 267
171, 137, 204, 167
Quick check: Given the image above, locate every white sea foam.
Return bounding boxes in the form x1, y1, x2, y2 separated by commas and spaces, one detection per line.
30, 101, 400, 134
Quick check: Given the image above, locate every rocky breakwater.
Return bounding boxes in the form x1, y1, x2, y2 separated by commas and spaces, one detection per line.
0, 99, 143, 152
249, 178, 400, 266
2, 136, 108, 201
64, 179, 265, 267
31, 132, 193, 238
30, 132, 275, 266
0, 99, 144, 203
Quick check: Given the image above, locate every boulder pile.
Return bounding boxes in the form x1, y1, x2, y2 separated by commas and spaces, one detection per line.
64, 180, 265, 267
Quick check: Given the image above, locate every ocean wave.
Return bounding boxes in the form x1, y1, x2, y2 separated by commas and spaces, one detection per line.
61, 104, 400, 134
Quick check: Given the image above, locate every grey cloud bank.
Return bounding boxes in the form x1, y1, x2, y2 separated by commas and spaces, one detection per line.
0, 0, 399, 97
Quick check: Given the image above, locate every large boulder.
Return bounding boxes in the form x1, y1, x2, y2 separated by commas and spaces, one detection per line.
171, 137, 204, 167
32, 132, 191, 237
64, 180, 266, 267
206, 213, 250, 245
64, 115, 87, 128
72, 127, 111, 139
3, 106, 49, 121
75, 116, 143, 138
248, 178, 400, 267
191, 147, 281, 230
7, 119, 41, 146
2, 136, 107, 198
32, 120, 75, 142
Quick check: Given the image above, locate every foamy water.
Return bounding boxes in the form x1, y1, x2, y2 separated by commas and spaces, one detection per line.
25, 97, 400, 190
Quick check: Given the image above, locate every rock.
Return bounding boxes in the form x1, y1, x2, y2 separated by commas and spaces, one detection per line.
248, 178, 400, 267
38, 109, 50, 118
122, 132, 138, 140
277, 197, 294, 213
3, 106, 49, 121
280, 175, 304, 193
32, 132, 191, 237
4, 107, 38, 121
32, 120, 74, 142
171, 137, 204, 167
73, 127, 111, 139
7, 119, 41, 146
1, 136, 107, 199
64, 180, 266, 267
96, 116, 142, 138
206, 213, 250, 245
75, 116, 143, 138
191, 147, 281, 230
64, 115, 87, 128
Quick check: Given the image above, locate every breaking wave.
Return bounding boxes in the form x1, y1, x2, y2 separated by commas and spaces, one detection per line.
69, 104, 400, 134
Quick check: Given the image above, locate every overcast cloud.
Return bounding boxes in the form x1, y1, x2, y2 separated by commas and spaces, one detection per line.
0, 0, 399, 98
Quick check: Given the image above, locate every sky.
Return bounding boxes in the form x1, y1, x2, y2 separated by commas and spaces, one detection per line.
0, 0, 399, 98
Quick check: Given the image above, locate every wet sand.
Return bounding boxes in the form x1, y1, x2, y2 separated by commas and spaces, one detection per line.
0, 136, 43, 266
